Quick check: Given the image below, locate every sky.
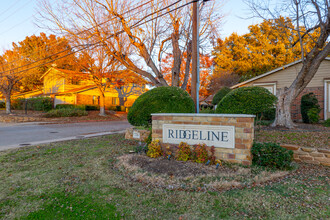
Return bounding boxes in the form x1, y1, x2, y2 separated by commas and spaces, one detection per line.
0, 0, 263, 51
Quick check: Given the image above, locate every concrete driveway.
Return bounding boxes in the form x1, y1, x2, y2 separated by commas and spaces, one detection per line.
0, 121, 132, 151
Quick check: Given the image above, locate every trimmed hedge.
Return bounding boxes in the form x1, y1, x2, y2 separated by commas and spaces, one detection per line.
11, 97, 52, 112
55, 104, 98, 111
128, 86, 195, 126
212, 87, 231, 105
301, 93, 320, 123
251, 142, 293, 170
215, 87, 277, 116
45, 108, 88, 118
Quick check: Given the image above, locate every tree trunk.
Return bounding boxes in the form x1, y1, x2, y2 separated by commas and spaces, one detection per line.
171, 28, 181, 87
97, 87, 106, 116
182, 41, 192, 90
119, 97, 125, 106
4, 92, 11, 114
271, 88, 295, 128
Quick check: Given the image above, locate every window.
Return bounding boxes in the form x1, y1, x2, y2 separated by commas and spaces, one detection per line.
112, 97, 118, 105
253, 83, 277, 95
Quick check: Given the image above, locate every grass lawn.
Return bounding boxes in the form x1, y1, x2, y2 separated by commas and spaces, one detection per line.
0, 134, 329, 219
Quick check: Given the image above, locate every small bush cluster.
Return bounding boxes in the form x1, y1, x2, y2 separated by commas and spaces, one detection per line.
11, 97, 53, 112
301, 93, 321, 123
146, 141, 216, 165
212, 87, 231, 105
0, 102, 5, 108
176, 142, 191, 161
323, 118, 330, 127
191, 144, 209, 163
128, 87, 195, 127
146, 140, 162, 158
251, 142, 293, 170
45, 108, 88, 118
215, 87, 277, 117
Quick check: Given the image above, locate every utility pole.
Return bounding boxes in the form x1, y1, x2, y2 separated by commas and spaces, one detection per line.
191, 0, 200, 113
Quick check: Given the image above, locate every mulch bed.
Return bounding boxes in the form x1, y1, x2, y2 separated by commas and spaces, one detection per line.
128, 155, 235, 178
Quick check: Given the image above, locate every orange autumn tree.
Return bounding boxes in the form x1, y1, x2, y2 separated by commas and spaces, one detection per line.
213, 17, 319, 81
161, 53, 213, 99
13, 33, 80, 91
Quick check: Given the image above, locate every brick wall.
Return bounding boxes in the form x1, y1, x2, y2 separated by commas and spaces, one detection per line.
290, 87, 324, 121
152, 113, 255, 166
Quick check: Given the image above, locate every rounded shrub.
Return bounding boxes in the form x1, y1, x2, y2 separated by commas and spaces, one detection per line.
212, 87, 231, 105
251, 142, 293, 170
301, 93, 320, 123
127, 86, 195, 126
215, 87, 277, 115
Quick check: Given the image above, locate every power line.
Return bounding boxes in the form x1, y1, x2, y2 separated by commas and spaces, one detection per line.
1, 0, 194, 76
0, 0, 34, 24
2, 0, 159, 66
0, 0, 22, 18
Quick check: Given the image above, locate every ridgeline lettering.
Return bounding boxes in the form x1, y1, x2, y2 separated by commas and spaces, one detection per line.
168, 129, 229, 142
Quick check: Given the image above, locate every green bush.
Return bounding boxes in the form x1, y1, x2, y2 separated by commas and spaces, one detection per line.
215, 87, 277, 116
85, 105, 99, 111
251, 142, 293, 170
11, 98, 25, 110
200, 107, 214, 114
212, 87, 231, 105
11, 97, 52, 111
301, 93, 321, 123
45, 108, 88, 118
128, 87, 195, 126
0, 102, 5, 108
55, 104, 76, 109
323, 119, 330, 127
307, 108, 320, 123
257, 108, 276, 121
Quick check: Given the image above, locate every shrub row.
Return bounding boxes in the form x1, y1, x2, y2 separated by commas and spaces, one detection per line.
145, 140, 217, 165
55, 104, 99, 111
11, 97, 53, 112
44, 108, 88, 118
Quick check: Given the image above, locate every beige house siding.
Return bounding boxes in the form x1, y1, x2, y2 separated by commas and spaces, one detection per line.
232, 59, 330, 121
243, 61, 330, 88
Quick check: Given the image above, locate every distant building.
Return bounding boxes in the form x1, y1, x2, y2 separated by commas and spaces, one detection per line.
3, 67, 147, 110
231, 58, 330, 121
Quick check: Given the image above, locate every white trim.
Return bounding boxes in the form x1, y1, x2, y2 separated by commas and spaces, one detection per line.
231, 57, 330, 89
325, 80, 330, 120
253, 82, 277, 95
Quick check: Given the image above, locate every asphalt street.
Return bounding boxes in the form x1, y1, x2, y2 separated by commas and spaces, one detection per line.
0, 121, 131, 151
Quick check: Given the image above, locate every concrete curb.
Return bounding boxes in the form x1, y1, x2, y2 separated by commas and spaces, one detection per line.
0, 130, 126, 152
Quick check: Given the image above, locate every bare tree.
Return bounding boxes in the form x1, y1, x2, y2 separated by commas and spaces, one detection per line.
38, 0, 222, 89
245, 0, 330, 128
0, 50, 24, 114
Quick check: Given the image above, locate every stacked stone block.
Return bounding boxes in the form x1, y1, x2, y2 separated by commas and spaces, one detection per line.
281, 144, 330, 166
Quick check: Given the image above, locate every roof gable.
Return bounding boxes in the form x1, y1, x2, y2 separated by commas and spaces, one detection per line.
231, 57, 330, 89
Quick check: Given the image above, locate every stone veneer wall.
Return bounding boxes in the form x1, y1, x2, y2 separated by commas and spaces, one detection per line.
152, 113, 255, 166
281, 144, 330, 166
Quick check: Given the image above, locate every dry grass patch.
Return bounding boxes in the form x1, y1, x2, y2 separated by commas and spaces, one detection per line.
116, 154, 289, 191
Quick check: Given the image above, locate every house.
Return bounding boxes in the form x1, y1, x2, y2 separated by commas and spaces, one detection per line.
39, 67, 147, 109
231, 58, 330, 121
